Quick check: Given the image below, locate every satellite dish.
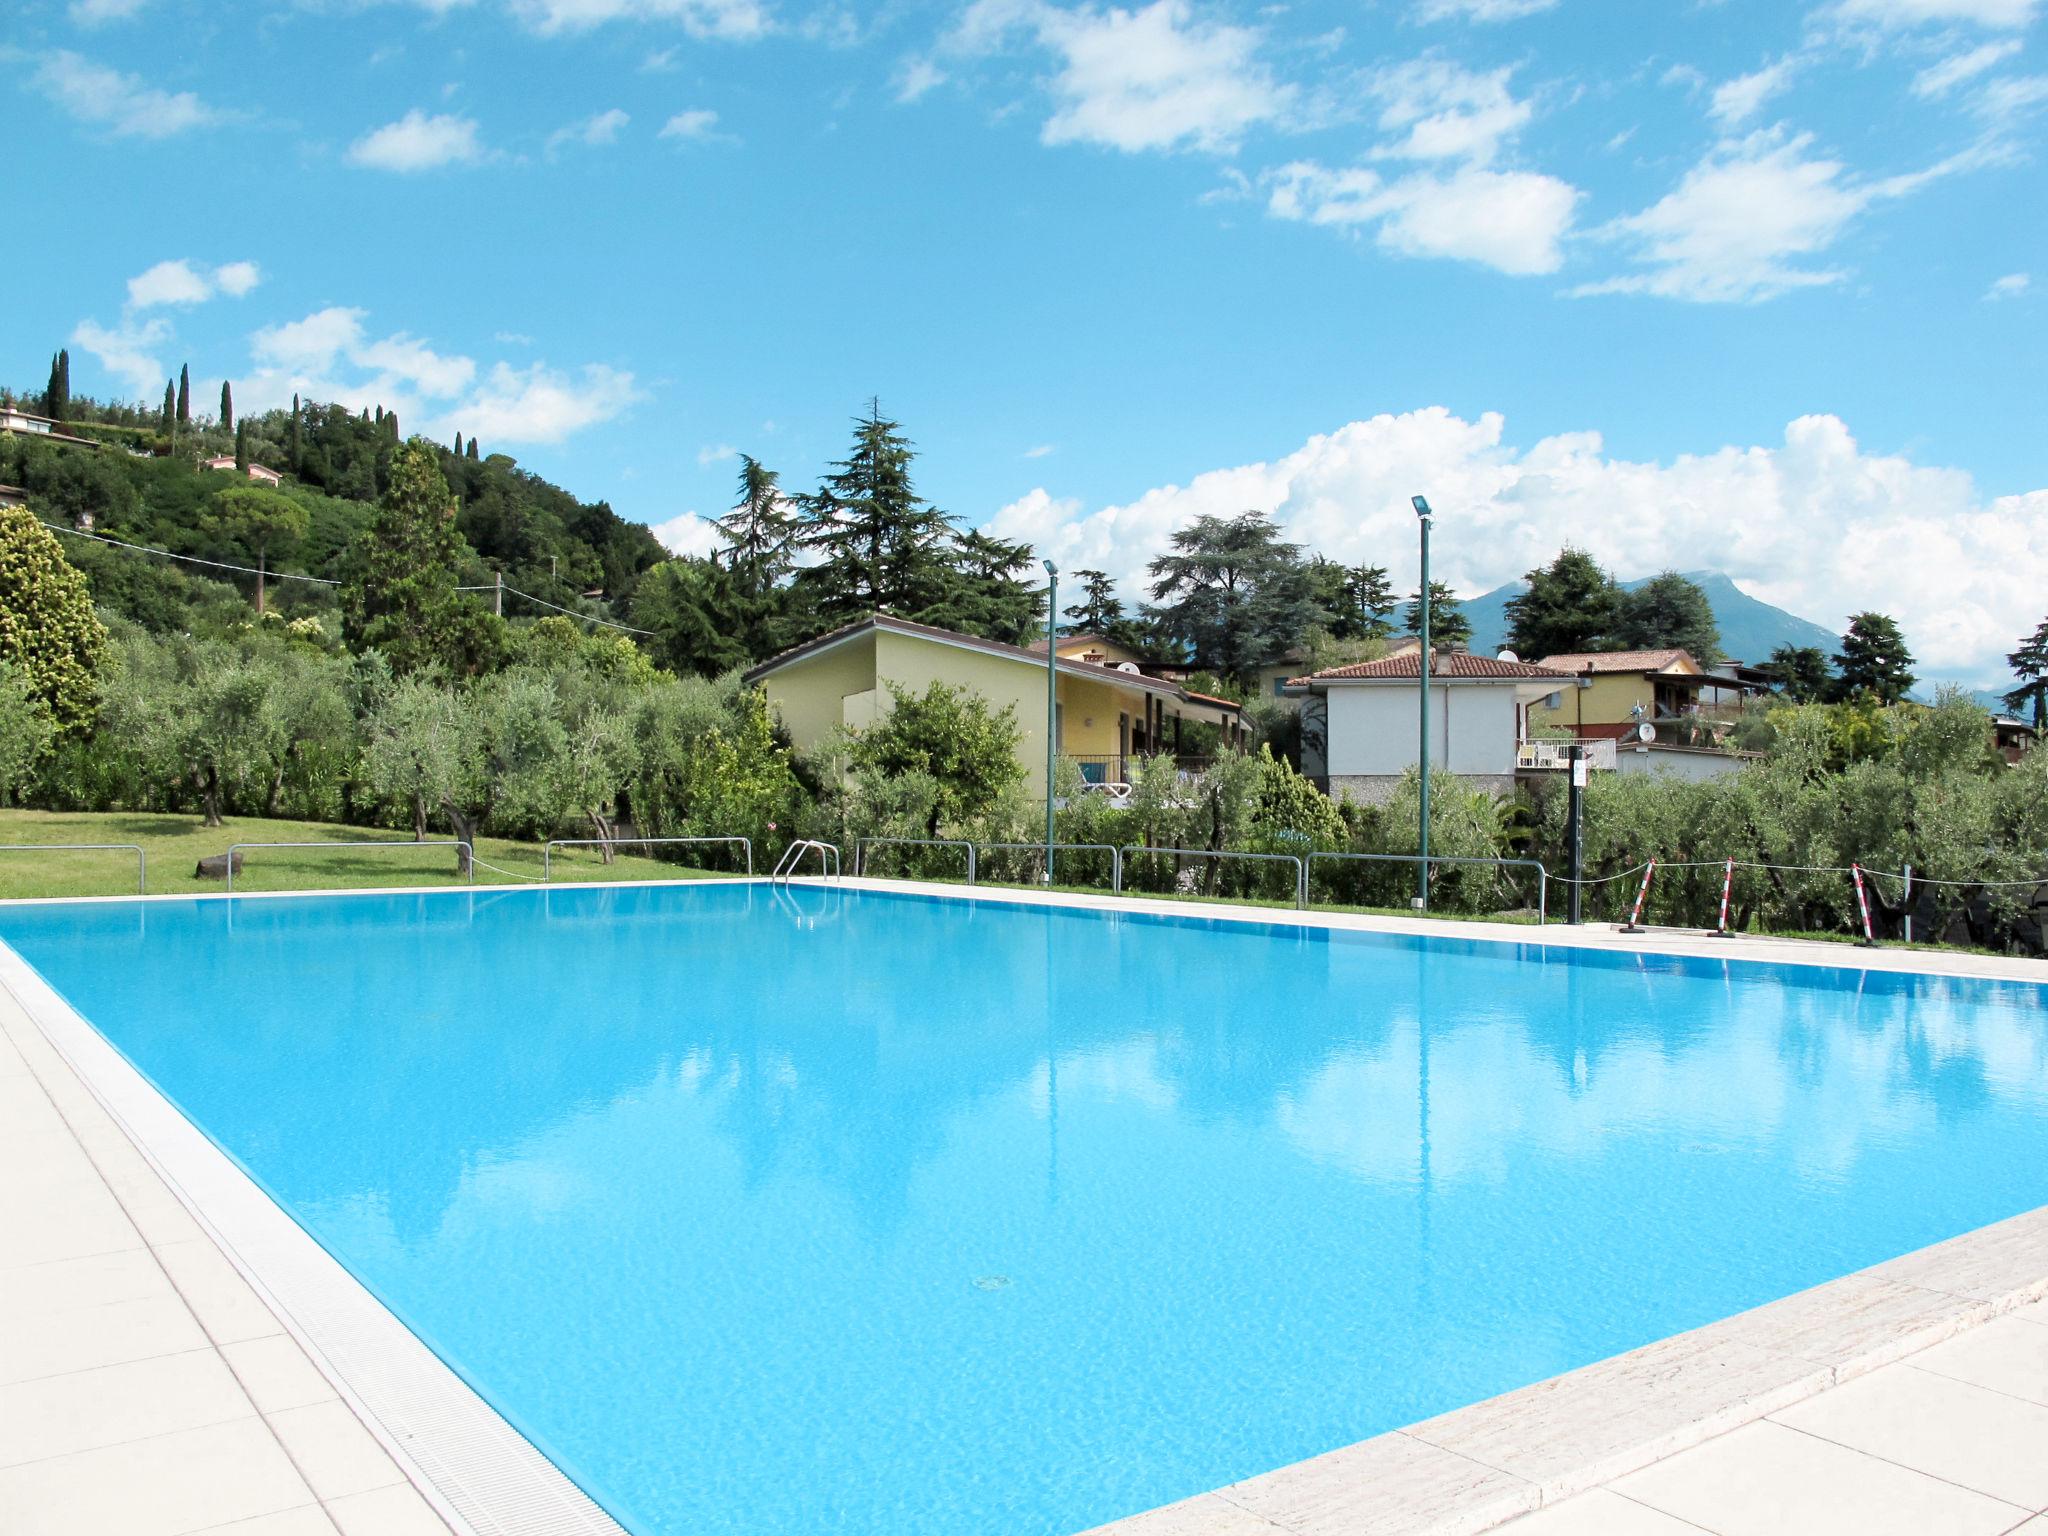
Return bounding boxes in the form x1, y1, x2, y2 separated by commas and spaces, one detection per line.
1636, 721, 1657, 744
1117, 661, 1141, 674
1497, 649, 1519, 663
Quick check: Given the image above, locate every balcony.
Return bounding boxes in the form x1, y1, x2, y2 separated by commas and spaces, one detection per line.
1064, 752, 1214, 785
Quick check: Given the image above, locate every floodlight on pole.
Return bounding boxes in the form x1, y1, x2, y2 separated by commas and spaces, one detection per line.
1412, 495, 1432, 912
1043, 559, 1059, 886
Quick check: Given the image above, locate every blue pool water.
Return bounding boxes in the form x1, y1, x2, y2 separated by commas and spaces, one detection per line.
3, 884, 2047, 1534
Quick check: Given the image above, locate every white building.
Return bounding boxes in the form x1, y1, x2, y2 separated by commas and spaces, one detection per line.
1287, 650, 1575, 802
201, 456, 285, 487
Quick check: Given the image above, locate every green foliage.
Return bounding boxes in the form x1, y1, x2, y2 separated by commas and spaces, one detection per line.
1505, 547, 1622, 657
0, 665, 55, 805
0, 503, 110, 731
845, 681, 1026, 836
2004, 615, 2048, 730
220, 380, 233, 432
1617, 571, 1720, 659
342, 439, 503, 676
176, 365, 189, 425
794, 401, 961, 624
1064, 569, 1122, 633
1759, 644, 1832, 702
1833, 611, 1916, 704
1404, 581, 1471, 647
716, 454, 797, 587
1145, 511, 1325, 682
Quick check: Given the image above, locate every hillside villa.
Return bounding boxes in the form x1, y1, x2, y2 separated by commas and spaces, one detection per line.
1287, 649, 1575, 801
745, 613, 1247, 791
202, 455, 286, 487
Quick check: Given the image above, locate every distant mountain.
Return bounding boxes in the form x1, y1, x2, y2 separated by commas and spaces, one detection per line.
1460, 570, 1840, 668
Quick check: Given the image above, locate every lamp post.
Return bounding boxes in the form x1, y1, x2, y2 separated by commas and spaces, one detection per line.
1043, 559, 1059, 886
1411, 495, 1432, 911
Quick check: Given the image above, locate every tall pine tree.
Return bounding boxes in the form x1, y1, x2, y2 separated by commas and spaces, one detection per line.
717, 455, 797, 591
1064, 570, 1123, 633
2004, 616, 2048, 730
1832, 612, 1916, 704
1405, 582, 1473, 648
176, 365, 190, 425
1504, 548, 1621, 658
289, 394, 302, 467
1145, 511, 1325, 682
161, 380, 176, 431
219, 380, 233, 431
794, 400, 959, 625
234, 419, 249, 471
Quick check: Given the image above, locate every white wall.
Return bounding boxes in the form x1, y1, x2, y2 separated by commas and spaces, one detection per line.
1612, 745, 1747, 783
1323, 683, 1522, 779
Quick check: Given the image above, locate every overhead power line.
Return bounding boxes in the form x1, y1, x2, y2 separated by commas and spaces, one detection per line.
41, 522, 341, 585
41, 521, 655, 636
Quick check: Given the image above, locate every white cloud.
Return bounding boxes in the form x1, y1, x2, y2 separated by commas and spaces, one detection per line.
252, 307, 370, 375
502, 0, 769, 39
1263, 61, 1576, 276
895, 56, 946, 102
1709, 57, 1799, 128
1912, 39, 2021, 97
1971, 72, 2048, 127
353, 334, 478, 396
1369, 59, 1532, 163
658, 107, 723, 140
1024, 443, 1056, 458
1581, 130, 1959, 303
69, 0, 151, 23
28, 50, 223, 138
1985, 271, 2030, 299
640, 46, 680, 70
546, 107, 629, 154
1268, 162, 1578, 274
125, 258, 262, 309
346, 110, 484, 172
1413, 0, 1555, 19
1830, 0, 2039, 26
982, 407, 2048, 681
433, 362, 642, 445
952, 0, 1291, 153
649, 513, 725, 558
68, 316, 170, 399
213, 260, 262, 297
696, 442, 738, 465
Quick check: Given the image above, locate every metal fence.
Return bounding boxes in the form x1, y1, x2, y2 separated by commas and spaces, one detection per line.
1119, 845, 1308, 908
0, 843, 148, 896
224, 840, 473, 893
542, 835, 753, 881
1305, 851, 1549, 924
855, 838, 977, 883
974, 841, 1124, 890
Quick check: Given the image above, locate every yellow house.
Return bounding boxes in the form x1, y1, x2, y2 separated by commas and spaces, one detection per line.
744, 614, 1246, 791
1527, 649, 1742, 743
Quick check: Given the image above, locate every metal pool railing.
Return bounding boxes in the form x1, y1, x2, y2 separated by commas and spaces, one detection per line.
772, 840, 841, 881
1305, 851, 1550, 925
224, 840, 473, 893
0, 843, 148, 895
1119, 846, 1308, 909
974, 842, 1124, 890
855, 838, 977, 883
543, 836, 754, 881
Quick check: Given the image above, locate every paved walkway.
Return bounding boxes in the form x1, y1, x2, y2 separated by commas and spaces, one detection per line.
0, 1000, 454, 1536
1495, 1303, 2048, 1535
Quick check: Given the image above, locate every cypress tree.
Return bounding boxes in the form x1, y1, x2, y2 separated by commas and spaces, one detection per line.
234, 419, 249, 471
45, 353, 59, 416
54, 349, 69, 421
161, 380, 175, 430
467, 438, 479, 460
219, 380, 233, 431
453, 432, 463, 458
290, 394, 302, 467
176, 365, 190, 425
385, 411, 399, 439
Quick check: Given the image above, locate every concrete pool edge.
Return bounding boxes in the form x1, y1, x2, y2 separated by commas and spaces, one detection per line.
0, 938, 630, 1536
3, 878, 2045, 1536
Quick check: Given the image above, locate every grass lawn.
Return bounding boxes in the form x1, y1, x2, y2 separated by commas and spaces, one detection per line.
0, 809, 746, 900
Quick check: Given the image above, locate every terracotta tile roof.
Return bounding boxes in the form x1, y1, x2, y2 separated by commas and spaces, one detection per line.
742, 612, 1242, 711
1537, 649, 1703, 675
1291, 651, 1574, 684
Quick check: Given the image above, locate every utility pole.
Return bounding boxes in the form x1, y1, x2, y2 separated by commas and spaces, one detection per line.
1411, 495, 1433, 911
1043, 560, 1058, 886
494, 569, 504, 618
1567, 742, 1586, 924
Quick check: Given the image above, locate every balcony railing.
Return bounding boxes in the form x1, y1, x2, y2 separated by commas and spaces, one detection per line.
1064, 752, 1214, 784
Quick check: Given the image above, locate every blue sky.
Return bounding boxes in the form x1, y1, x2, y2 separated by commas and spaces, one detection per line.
4, 0, 2044, 681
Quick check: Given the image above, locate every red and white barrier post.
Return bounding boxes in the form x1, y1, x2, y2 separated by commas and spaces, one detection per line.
1714, 857, 1736, 937
1851, 862, 1878, 946
1622, 859, 1657, 932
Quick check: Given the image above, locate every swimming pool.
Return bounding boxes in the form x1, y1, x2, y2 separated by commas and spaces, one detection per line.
2, 883, 2045, 1535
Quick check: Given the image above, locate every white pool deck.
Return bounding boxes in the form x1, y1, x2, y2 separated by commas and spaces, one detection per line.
3, 876, 2046, 1536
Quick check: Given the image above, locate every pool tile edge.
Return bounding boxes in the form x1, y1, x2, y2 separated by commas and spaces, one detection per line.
1089, 1207, 2048, 1536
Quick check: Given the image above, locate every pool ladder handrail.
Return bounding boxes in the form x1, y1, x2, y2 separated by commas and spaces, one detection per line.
771, 839, 841, 882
